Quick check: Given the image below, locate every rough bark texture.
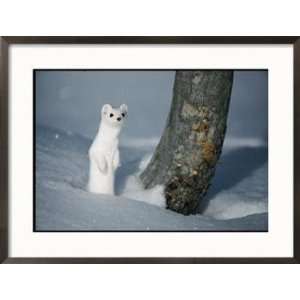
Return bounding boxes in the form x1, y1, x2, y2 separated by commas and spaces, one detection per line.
140, 71, 234, 215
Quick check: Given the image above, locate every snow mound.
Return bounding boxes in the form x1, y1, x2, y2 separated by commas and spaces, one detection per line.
202, 164, 267, 219
123, 177, 165, 208
35, 125, 268, 231
201, 144, 268, 220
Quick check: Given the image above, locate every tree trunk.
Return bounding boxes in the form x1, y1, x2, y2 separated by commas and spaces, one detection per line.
140, 70, 234, 215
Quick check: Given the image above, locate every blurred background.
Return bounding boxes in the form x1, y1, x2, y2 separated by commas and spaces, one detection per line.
35, 70, 268, 144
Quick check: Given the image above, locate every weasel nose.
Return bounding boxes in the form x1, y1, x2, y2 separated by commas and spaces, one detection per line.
117, 117, 121, 121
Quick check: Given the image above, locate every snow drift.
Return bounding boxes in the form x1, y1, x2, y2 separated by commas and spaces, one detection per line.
35, 125, 268, 231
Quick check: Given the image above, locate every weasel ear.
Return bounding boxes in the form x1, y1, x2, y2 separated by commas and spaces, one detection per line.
102, 104, 112, 115
120, 104, 128, 115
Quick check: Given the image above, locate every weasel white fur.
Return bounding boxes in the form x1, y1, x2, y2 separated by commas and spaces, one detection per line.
87, 104, 128, 195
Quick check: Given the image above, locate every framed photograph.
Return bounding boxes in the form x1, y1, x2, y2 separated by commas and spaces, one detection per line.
0, 36, 299, 263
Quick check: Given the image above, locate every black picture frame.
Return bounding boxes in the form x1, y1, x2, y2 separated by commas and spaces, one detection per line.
0, 36, 299, 264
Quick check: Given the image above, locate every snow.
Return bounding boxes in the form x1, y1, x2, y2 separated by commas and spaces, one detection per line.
201, 137, 268, 220
35, 125, 268, 231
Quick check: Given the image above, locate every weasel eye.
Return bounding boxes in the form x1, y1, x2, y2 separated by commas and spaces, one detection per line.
121, 113, 125, 117
110, 113, 114, 118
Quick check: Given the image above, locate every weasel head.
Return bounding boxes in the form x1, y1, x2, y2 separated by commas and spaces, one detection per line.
101, 104, 128, 128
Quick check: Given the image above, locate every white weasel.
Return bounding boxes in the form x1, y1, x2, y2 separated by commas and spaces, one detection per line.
87, 104, 128, 195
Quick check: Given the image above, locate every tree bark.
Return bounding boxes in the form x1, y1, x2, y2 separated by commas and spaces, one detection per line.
140, 71, 234, 215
